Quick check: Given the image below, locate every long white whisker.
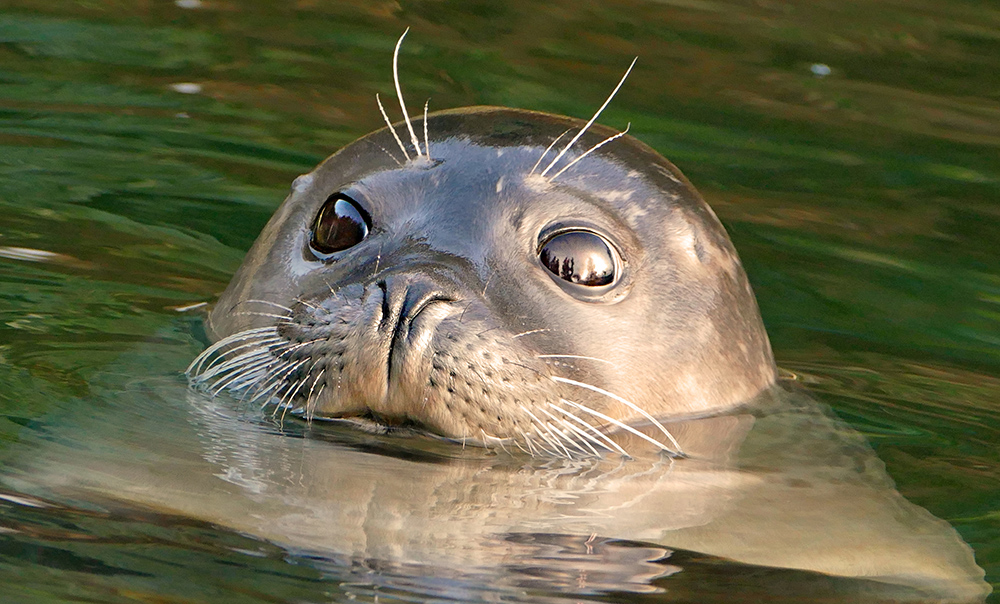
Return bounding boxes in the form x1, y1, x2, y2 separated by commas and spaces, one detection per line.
423, 99, 430, 159
392, 28, 423, 158
521, 433, 540, 457
310, 383, 326, 420
538, 406, 600, 457
555, 415, 609, 457
194, 336, 282, 374
529, 129, 571, 175
273, 378, 300, 419
512, 439, 531, 456
231, 311, 293, 323
304, 368, 325, 422
376, 93, 411, 161
369, 140, 403, 167
294, 297, 319, 310
481, 429, 511, 455
550, 402, 630, 457
524, 430, 559, 458
549, 123, 631, 182
240, 299, 294, 314
208, 355, 278, 395
521, 407, 573, 458
277, 372, 311, 422
561, 398, 678, 456
511, 328, 550, 339
196, 346, 277, 382
246, 358, 306, 404
540, 57, 637, 177
273, 337, 326, 360
553, 376, 683, 454
537, 354, 615, 365
186, 326, 278, 372
186, 329, 279, 377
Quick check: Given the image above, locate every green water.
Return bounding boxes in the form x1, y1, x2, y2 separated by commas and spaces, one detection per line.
0, 0, 998, 602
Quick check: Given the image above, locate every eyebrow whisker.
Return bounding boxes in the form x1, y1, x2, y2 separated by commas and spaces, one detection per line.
392, 28, 425, 158
540, 57, 637, 178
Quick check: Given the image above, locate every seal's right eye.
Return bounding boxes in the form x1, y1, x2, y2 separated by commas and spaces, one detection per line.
538, 231, 618, 287
310, 194, 370, 255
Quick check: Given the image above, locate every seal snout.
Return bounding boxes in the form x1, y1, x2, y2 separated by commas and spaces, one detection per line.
376, 274, 457, 387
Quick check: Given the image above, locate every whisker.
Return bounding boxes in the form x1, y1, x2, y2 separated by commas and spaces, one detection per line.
511, 328, 550, 339
529, 129, 571, 175
246, 358, 308, 405
294, 297, 320, 311
392, 28, 424, 158
304, 368, 326, 421
239, 299, 295, 314
277, 373, 311, 423
373, 242, 383, 278
368, 139, 404, 167
521, 407, 573, 458
186, 326, 279, 375
560, 398, 679, 456
512, 439, 532, 456
196, 345, 277, 382
231, 311, 293, 323
549, 123, 631, 182
208, 355, 277, 395
537, 354, 615, 365
538, 406, 600, 457
521, 433, 540, 457
550, 402, 629, 457
552, 376, 683, 454
553, 415, 609, 458
309, 383, 326, 421
273, 378, 300, 419
480, 429, 511, 455
524, 430, 559, 458
540, 57, 637, 178
376, 93, 411, 161
423, 99, 430, 159
273, 337, 327, 360
194, 336, 282, 375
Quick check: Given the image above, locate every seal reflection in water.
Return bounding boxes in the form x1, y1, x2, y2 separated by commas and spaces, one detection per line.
182, 32, 989, 602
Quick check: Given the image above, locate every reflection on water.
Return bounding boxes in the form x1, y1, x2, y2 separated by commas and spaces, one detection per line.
1, 0, 999, 601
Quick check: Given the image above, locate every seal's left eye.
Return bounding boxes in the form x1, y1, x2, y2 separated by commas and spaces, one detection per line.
311, 194, 370, 255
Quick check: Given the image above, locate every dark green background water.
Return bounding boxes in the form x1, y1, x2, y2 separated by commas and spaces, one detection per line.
0, 0, 998, 602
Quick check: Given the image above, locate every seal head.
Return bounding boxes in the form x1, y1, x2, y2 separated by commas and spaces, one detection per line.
193, 107, 776, 455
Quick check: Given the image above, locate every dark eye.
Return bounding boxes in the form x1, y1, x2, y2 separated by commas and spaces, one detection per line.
310, 194, 370, 255
538, 231, 618, 287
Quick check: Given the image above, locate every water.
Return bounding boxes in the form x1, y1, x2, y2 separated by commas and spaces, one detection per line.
1, 0, 998, 602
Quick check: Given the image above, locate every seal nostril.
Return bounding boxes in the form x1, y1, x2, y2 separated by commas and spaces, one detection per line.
379, 275, 458, 386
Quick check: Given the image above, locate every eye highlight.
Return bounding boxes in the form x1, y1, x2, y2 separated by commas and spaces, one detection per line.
310, 194, 370, 256
538, 231, 618, 287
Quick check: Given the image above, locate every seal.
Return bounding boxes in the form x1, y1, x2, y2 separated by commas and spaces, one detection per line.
187, 34, 777, 458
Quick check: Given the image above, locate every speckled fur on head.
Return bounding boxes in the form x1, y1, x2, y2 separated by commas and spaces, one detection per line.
187, 33, 777, 459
